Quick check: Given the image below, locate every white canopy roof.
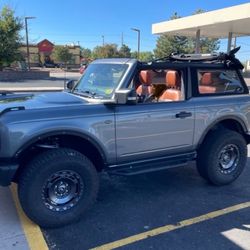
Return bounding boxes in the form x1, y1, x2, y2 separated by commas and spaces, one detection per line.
152, 3, 250, 38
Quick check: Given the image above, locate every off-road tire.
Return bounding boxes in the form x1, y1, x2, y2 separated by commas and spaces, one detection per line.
197, 129, 247, 185
18, 148, 99, 228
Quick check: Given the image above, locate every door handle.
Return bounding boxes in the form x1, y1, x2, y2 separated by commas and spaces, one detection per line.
175, 112, 192, 119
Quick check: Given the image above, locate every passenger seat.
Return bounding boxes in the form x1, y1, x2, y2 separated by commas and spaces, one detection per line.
199, 73, 217, 94
159, 70, 182, 101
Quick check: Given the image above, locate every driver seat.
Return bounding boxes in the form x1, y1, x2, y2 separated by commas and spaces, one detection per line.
136, 70, 153, 96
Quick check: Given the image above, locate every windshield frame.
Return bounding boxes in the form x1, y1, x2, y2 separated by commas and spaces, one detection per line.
72, 59, 135, 101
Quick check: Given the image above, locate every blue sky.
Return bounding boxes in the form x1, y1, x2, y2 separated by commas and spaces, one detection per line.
1, 0, 250, 61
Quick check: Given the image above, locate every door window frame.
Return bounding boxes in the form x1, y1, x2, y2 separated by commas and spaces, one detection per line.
126, 65, 189, 104
191, 66, 249, 97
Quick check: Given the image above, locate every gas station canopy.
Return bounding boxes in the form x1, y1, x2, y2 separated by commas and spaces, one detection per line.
152, 3, 250, 52
152, 3, 250, 38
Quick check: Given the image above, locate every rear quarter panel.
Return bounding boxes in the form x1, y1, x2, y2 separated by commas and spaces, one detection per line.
191, 94, 250, 147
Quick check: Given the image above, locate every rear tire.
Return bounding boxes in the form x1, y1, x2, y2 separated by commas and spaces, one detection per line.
197, 129, 247, 185
18, 148, 99, 228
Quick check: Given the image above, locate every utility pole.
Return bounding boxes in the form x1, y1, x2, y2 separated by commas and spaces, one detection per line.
131, 28, 140, 60
25, 16, 36, 70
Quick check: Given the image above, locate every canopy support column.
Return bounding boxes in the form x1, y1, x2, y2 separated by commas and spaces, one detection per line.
227, 32, 232, 53
195, 29, 200, 53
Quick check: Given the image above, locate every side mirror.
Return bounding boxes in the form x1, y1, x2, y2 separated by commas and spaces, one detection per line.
114, 89, 137, 104
66, 80, 76, 90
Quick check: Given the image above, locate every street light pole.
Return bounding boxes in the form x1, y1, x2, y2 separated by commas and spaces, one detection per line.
25, 16, 36, 70
131, 28, 140, 60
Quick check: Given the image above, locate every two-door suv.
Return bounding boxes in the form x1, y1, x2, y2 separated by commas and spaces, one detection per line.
0, 48, 249, 227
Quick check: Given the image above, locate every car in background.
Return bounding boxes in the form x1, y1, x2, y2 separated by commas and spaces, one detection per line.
79, 64, 87, 74
79, 58, 91, 74
43, 62, 60, 68
42, 56, 60, 68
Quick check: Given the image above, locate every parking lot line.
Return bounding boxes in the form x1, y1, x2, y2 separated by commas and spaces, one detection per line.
91, 201, 250, 250
10, 184, 48, 250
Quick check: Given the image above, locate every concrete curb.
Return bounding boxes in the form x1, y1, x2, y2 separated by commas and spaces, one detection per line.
10, 185, 48, 250
0, 187, 30, 250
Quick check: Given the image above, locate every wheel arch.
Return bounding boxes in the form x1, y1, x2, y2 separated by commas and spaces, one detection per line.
197, 116, 249, 148
14, 130, 108, 180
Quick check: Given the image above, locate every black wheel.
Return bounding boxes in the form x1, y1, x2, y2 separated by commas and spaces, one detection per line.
18, 148, 99, 228
197, 129, 247, 185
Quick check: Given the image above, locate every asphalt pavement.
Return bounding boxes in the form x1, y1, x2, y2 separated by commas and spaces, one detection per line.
42, 158, 250, 250
0, 71, 81, 92
2, 157, 250, 250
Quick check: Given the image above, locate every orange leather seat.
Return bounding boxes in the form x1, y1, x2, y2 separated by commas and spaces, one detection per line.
199, 73, 217, 94
136, 70, 153, 96
159, 70, 181, 101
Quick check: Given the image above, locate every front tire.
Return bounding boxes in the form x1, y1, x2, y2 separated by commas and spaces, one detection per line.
18, 148, 99, 228
197, 129, 247, 185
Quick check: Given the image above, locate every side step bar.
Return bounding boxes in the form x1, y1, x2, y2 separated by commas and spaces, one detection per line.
107, 151, 196, 176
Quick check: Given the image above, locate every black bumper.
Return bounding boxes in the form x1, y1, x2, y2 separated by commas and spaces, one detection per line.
0, 163, 18, 186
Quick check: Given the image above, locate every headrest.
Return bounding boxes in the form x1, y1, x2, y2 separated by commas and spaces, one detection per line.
200, 73, 213, 85
139, 70, 152, 85
166, 71, 181, 88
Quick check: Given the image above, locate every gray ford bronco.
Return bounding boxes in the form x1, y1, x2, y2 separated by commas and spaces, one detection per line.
0, 48, 249, 227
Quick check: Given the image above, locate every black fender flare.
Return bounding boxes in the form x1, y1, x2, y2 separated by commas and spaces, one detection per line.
197, 115, 248, 147
14, 130, 107, 164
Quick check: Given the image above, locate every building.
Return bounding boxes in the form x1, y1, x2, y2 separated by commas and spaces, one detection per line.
19, 39, 81, 67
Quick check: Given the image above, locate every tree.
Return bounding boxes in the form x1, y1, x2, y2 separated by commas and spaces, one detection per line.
154, 11, 220, 58
131, 51, 137, 59
81, 47, 92, 59
92, 46, 103, 59
154, 35, 192, 58
53, 46, 72, 68
139, 51, 154, 61
198, 38, 220, 53
0, 6, 23, 70
119, 44, 131, 58
92, 44, 119, 59
154, 13, 191, 58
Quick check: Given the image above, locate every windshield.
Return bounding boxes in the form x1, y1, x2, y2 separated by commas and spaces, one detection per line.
73, 63, 129, 99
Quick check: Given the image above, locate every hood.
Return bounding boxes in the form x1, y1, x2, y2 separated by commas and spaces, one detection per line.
0, 92, 88, 113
